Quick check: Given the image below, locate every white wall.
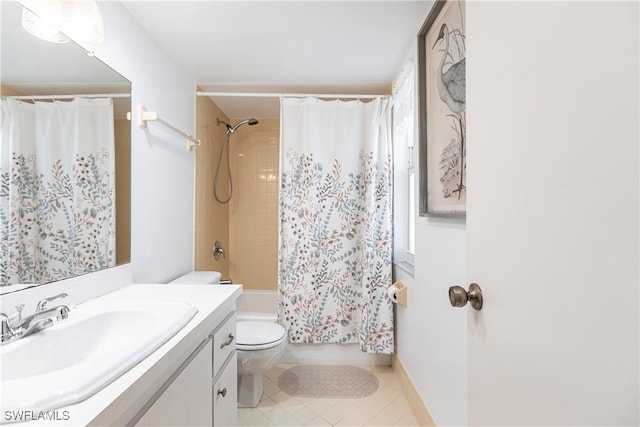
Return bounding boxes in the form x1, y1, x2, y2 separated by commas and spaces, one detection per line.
392, 7, 468, 422
80, 2, 196, 283
394, 219, 467, 426
391, 2, 468, 420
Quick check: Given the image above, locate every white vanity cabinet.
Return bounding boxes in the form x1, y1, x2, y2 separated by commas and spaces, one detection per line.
135, 311, 238, 427
136, 340, 213, 426
42, 284, 242, 426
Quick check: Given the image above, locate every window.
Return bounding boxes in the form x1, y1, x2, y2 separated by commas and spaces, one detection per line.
392, 59, 416, 269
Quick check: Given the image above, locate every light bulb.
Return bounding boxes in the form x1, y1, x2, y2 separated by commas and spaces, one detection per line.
21, 5, 69, 43
20, 0, 104, 44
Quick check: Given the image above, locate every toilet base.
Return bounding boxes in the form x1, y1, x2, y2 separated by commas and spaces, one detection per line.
237, 372, 264, 408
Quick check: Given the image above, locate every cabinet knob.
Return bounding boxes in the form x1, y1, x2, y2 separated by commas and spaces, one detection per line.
217, 387, 227, 398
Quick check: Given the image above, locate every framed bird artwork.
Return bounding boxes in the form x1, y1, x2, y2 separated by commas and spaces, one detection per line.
418, 0, 466, 218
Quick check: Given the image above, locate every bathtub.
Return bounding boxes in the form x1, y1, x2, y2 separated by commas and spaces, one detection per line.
238, 290, 391, 366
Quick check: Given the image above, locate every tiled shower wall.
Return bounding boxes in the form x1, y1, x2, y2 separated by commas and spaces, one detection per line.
194, 95, 230, 278
195, 96, 279, 290
229, 119, 280, 291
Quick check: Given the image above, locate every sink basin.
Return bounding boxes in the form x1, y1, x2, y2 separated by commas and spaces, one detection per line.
0, 301, 197, 415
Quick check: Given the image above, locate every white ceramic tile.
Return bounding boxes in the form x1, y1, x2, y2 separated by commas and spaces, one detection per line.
334, 409, 374, 427
317, 400, 355, 425
253, 363, 420, 427
257, 395, 278, 412
239, 408, 274, 426
305, 416, 332, 426
263, 406, 294, 424
291, 406, 317, 425
277, 396, 306, 414
394, 412, 421, 426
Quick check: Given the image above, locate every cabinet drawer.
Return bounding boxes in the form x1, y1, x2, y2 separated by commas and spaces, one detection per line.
212, 312, 236, 377
213, 352, 237, 427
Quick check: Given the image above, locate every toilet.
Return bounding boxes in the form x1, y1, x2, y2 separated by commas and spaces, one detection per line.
169, 271, 287, 408
236, 313, 287, 407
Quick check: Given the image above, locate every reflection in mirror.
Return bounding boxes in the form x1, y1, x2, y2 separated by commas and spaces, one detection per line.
0, 0, 131, 293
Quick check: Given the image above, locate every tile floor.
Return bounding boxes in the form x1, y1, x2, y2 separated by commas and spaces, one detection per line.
237, 364, 421, 427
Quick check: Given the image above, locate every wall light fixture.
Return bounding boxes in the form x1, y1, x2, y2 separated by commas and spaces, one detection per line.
20, 0, 104, 44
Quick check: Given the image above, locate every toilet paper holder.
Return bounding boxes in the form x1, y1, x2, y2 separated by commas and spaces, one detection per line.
388, 282, 407, 306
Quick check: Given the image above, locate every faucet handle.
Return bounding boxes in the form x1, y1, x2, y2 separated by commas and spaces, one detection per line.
1, 313, 10, 329
14, 304, 25, 322
1, 313, 16, 342
55, 306, 70, 320
35, 293, 68, 312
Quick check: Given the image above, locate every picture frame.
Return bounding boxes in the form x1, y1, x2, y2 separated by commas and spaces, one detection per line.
418, 0, 466, 218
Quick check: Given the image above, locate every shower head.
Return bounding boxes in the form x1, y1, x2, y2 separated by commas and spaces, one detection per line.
230, 117, 259, 133
217, 117, 259, 135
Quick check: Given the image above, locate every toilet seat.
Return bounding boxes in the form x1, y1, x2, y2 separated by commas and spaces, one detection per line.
237, 321, 286, 351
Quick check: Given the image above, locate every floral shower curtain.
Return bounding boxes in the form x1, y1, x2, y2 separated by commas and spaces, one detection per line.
0, 98, 115, 285
278, 97, 394, 353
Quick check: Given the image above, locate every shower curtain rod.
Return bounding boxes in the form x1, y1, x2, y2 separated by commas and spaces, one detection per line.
3, 93, 131, 101
196, 91, 390, 99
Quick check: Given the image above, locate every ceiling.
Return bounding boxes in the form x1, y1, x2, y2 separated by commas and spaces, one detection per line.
122, 1, 433, 119
1, 1, 433, 120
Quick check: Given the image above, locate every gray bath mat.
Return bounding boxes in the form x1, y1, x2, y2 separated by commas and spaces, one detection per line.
278, 365, 379, 399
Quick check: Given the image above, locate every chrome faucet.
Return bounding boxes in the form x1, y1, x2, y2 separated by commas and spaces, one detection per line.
0, 293, 70, 345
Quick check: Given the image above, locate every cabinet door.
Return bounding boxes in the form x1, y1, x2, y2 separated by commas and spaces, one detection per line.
213, 353, 237, 427
136, 340, 213, 426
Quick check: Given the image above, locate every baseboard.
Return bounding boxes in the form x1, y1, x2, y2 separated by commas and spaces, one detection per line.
392, 354, 436, 426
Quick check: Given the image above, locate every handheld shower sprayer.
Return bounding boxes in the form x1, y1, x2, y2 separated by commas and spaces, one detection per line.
216, 117, 258, 135
213, 117, 260, 204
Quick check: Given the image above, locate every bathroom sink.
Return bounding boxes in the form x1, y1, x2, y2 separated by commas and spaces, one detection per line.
0, 301, 197, 415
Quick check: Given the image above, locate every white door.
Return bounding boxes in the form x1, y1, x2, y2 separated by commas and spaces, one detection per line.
465, 2, 638, 425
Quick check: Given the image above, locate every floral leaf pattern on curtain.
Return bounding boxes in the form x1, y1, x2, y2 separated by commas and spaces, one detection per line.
278, 97, 394, 354
1, 152, 114, 284
0, 98, 115, 285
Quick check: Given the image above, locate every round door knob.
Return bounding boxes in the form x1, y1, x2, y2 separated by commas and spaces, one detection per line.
449, 286, 468, 307
449, 283, 483, 310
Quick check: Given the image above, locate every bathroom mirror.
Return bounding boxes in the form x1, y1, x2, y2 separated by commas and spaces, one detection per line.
0, 0, 131, 294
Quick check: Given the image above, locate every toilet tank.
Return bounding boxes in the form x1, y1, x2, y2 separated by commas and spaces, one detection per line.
168, 271, 222, 284
237, 312, 278, 323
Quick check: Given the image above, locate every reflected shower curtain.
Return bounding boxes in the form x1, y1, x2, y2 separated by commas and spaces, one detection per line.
278, 97, 393, 353
0, 98, 115, 285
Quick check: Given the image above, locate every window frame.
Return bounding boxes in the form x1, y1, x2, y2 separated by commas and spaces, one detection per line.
392, 57, 417, 273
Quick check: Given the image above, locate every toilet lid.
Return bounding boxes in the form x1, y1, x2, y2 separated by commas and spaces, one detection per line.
237, 321, 286, 346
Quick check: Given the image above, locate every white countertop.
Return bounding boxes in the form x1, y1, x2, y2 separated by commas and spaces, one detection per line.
7, 283, 242, 426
